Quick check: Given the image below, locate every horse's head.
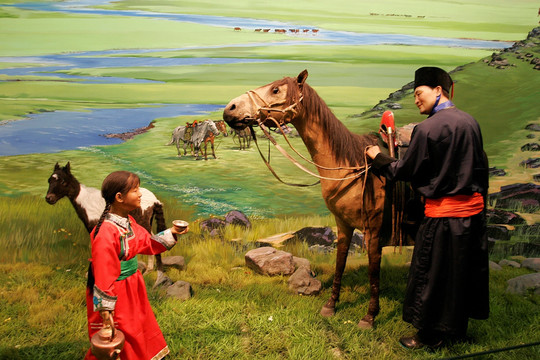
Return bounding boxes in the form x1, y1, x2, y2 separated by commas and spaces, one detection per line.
45, 162, 76, 204
223, 70, 308, 130
206, 120, 221, 136
215, 120, 229, 137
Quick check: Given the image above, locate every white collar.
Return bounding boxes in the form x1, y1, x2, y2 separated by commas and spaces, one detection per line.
106, 212, 130, 229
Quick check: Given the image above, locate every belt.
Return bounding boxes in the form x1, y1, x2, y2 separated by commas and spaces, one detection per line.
424, 192, 484, 218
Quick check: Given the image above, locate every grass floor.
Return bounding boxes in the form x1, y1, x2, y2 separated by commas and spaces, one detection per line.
0, 195, 539, 360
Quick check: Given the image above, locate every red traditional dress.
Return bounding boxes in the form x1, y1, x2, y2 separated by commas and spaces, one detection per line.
85, 213, 177, 360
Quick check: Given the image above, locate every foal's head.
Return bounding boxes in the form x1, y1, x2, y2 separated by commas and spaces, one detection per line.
45, 162, 78, 204
215, 120, 229, 137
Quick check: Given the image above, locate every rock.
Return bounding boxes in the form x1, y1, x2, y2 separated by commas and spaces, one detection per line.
489, 57, 510, 68
488, 183, 540, 211
489, 261, 502, 271
245, 247, 295, 276
255, 232, 295, 247
487, 225, 512, 241
525, 124, 540, 132
166, 280, 192, 300
224, 210, 251, 228
387, 102, 402, 110
522, 258, 540, 272
499, 259, 521, 268
486, 208, 526, 225
162, 256, 185, 271
520, 158, 540, 168
293, 256, 311, 271
153, 271, 174, 289
506, 273, 540, 295
521, 143, 540, 151
308, 244, 334, 254
292, 227, 336, 246
489, 167, 506, 177
200, 217, 227, 236
288, 267, 322, 295
351, 230, 365, 250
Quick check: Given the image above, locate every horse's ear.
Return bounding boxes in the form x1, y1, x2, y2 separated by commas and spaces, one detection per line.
65, 162, 71, 172
297, 70, 308, 87
54, 162, 60, 170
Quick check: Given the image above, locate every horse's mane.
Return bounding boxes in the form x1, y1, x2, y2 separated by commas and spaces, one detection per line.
281, 76, 377, 167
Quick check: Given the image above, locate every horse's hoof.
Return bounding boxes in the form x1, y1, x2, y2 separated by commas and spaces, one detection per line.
320, 305, 335, 317
357, 319, 373, 329
357, 315, 374, 329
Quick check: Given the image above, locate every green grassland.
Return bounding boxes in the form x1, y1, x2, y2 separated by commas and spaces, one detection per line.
101, 0, 537, 41
0, 1, 539, 359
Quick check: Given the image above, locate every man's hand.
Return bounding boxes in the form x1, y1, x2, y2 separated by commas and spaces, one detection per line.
366, 145, 381, 159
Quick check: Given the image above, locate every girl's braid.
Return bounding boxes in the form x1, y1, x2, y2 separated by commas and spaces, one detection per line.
93, 202, 111, 238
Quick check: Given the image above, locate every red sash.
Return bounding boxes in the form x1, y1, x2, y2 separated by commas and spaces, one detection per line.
424, 192, 484, 218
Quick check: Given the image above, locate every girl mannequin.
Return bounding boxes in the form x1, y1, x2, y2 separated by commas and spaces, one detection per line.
85, 171, 188, 359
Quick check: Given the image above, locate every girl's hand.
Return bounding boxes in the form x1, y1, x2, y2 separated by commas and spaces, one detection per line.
100, 310, 116, 339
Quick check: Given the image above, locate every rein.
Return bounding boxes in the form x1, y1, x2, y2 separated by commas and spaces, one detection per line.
245, 90, 371, 186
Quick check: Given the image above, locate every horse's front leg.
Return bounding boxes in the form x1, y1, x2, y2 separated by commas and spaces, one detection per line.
321, 218, 353, 317
176, 141, 182, 157
358, 230, 381, 329
204, 142, 209, 160
211, 140, 216, 159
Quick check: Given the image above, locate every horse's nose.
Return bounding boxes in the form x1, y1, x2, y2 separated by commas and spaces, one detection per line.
223, 103, 237, 123
45, 194, 56, 204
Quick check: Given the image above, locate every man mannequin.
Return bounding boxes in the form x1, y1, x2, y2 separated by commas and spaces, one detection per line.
367, 67, 489, 349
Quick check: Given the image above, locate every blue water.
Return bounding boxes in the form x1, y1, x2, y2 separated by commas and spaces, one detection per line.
0, 55, 285, 84
0, 104, 223, 156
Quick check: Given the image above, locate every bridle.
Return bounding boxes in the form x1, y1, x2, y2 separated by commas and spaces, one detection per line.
243, 88, 371, 187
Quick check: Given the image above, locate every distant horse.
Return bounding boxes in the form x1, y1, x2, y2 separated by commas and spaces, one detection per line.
223, 70, 413, 328
188, 120, 221, 160
45, 162, 167, 272
166, 120, 221, 159
232, 128, 252, 150
200, 120, 228, 160
166, 124, 194, 157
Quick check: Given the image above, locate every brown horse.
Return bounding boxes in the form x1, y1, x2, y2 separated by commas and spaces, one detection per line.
232, 128, 252, 150
223, 70, 394, 328
200, 120, 228, 160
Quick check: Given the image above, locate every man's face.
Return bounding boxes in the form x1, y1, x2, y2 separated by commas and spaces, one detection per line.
414, 85, 441, 115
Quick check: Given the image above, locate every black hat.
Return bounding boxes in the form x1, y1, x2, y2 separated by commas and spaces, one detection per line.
414, 67, 453, 94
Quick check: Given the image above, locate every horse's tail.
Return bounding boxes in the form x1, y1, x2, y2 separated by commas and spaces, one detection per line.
165, 134, 175, 146
152, 202, 167, 233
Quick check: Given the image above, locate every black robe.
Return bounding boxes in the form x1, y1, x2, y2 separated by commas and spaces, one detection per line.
373, 106, 489, 336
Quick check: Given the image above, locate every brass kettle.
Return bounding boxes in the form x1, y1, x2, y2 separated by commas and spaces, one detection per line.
90, 325, 125, 360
